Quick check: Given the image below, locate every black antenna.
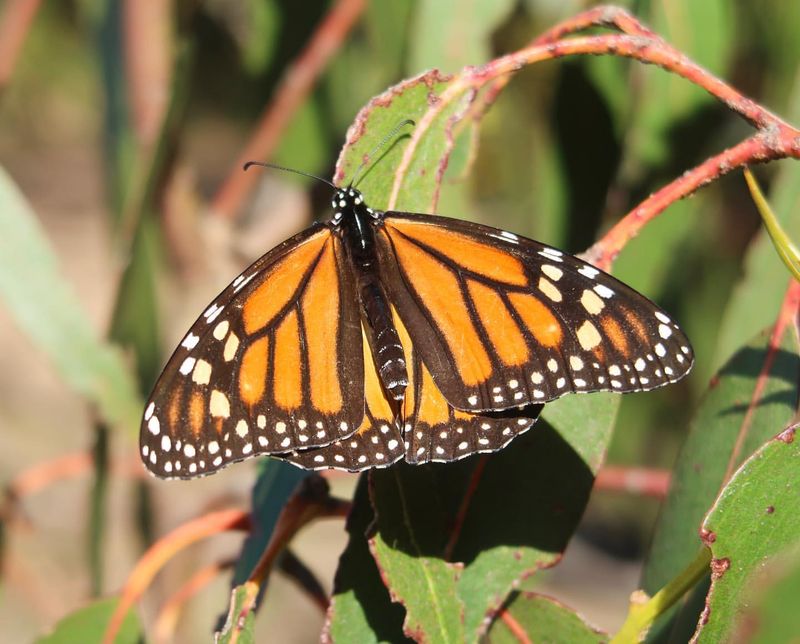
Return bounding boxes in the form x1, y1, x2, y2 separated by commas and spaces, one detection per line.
243, 161, 336, 189
350, 119, 415, 188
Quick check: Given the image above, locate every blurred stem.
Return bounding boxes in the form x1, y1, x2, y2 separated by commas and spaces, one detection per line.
211, 0, 367, 220
0, 0, 42, 90
612, 548, 711, 644
89, 422, 109, 596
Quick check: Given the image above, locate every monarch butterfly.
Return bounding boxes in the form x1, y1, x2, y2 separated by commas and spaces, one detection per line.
140, 140, 693, 479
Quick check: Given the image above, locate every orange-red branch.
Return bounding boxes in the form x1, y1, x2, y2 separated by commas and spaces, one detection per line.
0, 0, 41, 89
211, 0, 366, 220
103, 508, 250, 644
595, 466, 671, 499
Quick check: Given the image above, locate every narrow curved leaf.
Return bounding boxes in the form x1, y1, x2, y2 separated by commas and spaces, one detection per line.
694, 425, 800, 642
0, 168, 141, 433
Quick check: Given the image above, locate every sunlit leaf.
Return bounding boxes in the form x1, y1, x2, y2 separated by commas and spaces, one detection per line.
694, 426, 800, 642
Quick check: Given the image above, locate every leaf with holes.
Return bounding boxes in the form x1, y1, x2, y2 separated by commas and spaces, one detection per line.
693, 425, 800, 642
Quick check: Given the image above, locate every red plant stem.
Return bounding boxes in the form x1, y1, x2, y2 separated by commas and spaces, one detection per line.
153, 559, 234, 644
123, 0, 172, 147
533, 4, 658, 44
0, 0, 41, 89
443, 456, 488, 561
595, 466, 671, 499
103, 508, 251, 644
499, 606, 533, 644
722, 280, 800, 483
211, 0, 366, 220
586, 135, 792, 269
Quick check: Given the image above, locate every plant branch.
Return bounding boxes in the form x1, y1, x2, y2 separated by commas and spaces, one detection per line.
0, 0, 41, 90
611, 547, 711, 643
103, 508, 250, 644
594, 466, 671, 498
210, 0, 366, 220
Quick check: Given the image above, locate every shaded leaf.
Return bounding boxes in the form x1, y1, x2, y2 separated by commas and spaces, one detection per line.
694, 426, 800, 642
369, 422, 597, 643
486, 591, 606, 643
642, 325, 800, 594
325, 476, 408, 643
35, 598, 141, 644
0, 167, 141, 434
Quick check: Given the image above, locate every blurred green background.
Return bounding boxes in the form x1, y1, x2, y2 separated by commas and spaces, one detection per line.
1, 0, 798, 641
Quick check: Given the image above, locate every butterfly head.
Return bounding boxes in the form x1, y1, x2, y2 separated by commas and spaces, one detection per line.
331, 187, 375, 224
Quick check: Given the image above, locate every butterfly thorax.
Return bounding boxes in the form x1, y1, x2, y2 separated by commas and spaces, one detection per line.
331, 187, 408, 402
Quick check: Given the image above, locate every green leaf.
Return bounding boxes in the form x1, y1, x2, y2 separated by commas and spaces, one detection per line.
694, 426, 800, 642
370, 467, 466, 643
729, 545, 800, 643
485, 592, 607, 643
325, 476, 409, 643
641, 325, 800, 595
35, 597, 141, 644
369, 422, 597, 643
0, 167, 141, 433
408, 0, 517, 73
216, 583, 257, 644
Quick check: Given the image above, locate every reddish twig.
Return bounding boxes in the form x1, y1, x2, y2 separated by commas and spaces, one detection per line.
722, 280, 800, 483
218, 476, 349, 641
210, 0, 366, 220
498, 606, 533, 644
153, 559, 235, 644
386, 7, 800, 268
103, 508, 251, 644
595, 465, 671, 498
0, 0, 42, 90
123, 0, 172, 147
443, 456, 488, 561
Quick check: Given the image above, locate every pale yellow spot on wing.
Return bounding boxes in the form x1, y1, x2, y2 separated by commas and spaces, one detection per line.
541, 264, 563, 281
192, 359, 212, 385
209, 390, 230, 418
538, 277, 562, 302
213, 320, 229, 340
577, 320, 602, 350
581, 289, 605, 315
223, 332, 240, 362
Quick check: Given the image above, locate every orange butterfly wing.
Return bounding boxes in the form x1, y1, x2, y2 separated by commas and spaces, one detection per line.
279, 309, 540, 471
140, 225, 364, 478
377, 213, 693, 413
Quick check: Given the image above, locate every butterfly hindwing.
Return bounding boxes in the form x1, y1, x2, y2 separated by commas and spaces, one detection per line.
377, 212, 693, 413
277, 325, 405, 472
140, 225, 365, 478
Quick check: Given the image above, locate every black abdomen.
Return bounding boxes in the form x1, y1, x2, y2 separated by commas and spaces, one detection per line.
360, 282, 407, 400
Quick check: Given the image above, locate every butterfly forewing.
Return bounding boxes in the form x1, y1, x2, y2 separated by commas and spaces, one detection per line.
377, 213, 693, 413
140, 225, 365, 478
